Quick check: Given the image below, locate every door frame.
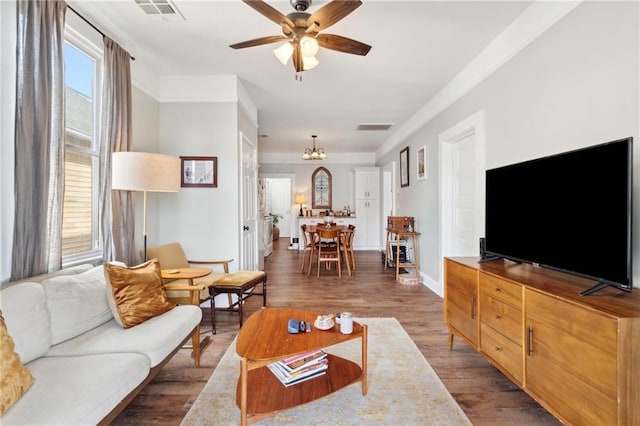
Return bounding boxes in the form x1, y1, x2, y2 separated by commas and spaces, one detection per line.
239, 131, 258, 270
439, 110, 486, 288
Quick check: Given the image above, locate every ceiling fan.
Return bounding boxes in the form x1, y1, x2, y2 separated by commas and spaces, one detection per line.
230, 0, 371, 72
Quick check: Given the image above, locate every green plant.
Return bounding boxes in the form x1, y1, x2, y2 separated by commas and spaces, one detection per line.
269, 213, 283, 225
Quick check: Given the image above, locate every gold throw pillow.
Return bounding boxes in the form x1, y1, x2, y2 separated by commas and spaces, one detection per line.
0, 312, 34, 415
104, 259, 175, 329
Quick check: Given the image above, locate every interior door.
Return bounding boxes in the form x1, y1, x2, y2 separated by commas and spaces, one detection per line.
266, 178, 292, 238
240, 132, 258, 270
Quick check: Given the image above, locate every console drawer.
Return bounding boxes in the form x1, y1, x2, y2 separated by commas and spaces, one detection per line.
481, 322, 523, 384
480, 273, 522, 308
480, 292, 522, 344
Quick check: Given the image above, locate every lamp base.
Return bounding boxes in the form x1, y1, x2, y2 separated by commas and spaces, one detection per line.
299, 204, 304, 217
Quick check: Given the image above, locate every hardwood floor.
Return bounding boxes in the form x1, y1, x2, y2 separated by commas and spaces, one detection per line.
112, 239, 560, 425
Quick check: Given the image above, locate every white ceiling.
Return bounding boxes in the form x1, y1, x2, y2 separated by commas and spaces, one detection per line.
68, 0, 533, 157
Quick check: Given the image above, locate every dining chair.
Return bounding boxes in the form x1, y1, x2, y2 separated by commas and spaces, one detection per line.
299, 224, 318, 272
315, 228, 344, 277
343, 224, 356, 271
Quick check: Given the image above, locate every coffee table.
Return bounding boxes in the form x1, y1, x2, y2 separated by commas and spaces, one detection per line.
235, 307, 368, 425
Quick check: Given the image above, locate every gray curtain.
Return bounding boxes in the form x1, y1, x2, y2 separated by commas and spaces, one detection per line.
99, 37, 136, 265
11, 0, 66, 280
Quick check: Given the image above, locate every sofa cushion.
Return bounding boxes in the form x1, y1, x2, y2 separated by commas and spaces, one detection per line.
104, 259, 176, 328
1, 353, 149, 425
41, 265, 113, 345
0, 282, 51, 363
0, 313, 34, 416
47, 305, 201, 367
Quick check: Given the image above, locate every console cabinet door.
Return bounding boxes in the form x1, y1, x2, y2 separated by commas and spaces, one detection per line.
525, 289, 618, 425
444, 259, 479, 348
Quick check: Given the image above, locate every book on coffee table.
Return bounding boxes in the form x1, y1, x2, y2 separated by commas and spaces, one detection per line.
267, 358, 329, 387
277, 349, 327, 373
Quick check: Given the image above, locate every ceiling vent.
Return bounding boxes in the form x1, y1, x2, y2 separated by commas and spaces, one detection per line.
135, 0, 184, 20
356, 123, 394, 131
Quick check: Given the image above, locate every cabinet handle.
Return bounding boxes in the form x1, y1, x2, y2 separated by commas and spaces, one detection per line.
471, 296, 476, 319
526, 326, 533, 356
495, 346, 502, 352
494, 287, 501, 292
495, 314, 501, 319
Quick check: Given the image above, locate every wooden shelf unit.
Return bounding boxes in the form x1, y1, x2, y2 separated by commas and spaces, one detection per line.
444, 257, 640, 425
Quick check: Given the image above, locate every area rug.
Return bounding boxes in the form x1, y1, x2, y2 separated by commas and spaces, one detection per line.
181, 317, 471, 426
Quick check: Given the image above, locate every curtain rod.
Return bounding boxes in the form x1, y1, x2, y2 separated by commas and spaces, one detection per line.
67, 5, 135, 61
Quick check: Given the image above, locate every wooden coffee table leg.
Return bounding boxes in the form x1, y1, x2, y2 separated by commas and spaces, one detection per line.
362, 324, 368, 395
240, 357, 248, 426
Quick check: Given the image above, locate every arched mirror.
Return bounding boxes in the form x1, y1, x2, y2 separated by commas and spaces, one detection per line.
312, 167, 332, 210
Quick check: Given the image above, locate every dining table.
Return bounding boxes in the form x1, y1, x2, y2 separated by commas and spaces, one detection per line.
304, 224, 353, 277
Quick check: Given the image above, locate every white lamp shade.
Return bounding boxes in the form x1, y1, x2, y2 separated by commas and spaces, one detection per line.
274, 42, 294, 65
300, 36, 319, 57
302, 55, 319, 70
295, 193, 306, 204
111, 152, 180, 192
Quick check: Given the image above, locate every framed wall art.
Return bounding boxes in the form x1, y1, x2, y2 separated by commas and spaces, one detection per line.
400, 147, 409, 188
417, 145, 427, 180
311, 166, 332, 210
180, 156, 217, 188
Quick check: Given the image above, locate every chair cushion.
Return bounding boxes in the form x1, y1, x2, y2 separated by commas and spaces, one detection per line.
212, 271, 266, 288
0, 313, 34, 416
41, 265, 113, 345
104, 259, 176, 328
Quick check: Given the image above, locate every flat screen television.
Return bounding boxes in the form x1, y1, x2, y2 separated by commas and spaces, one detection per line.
484, 137, 633, 295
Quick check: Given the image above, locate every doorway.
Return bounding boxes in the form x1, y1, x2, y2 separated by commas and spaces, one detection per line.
382, 161, 396, 247
263, 176, 294, 240
439, 111, 486, 291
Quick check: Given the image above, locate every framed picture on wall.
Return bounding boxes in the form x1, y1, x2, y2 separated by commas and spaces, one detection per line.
417, 145, 427, 180
400, 147, 409, 188
180, 156, 217, 187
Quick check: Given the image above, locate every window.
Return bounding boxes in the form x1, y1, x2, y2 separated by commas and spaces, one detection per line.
62, 33, 102, 265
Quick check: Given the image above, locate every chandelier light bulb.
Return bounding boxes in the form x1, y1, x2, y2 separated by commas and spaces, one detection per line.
302, 135, 326, 160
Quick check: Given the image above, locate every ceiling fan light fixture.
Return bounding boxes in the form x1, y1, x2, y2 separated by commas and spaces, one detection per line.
302, 55, 319, 70
300, 36, 319, 57
274, 42, 294, 65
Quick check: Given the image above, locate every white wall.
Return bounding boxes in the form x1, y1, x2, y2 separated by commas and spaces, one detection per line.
157, 102, 242, 266
378, 1, 640, 291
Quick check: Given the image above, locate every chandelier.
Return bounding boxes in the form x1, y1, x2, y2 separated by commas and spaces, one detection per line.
302, 135, 326, 160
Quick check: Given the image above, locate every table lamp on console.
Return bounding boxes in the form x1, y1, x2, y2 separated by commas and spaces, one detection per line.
295, 193, 307, 217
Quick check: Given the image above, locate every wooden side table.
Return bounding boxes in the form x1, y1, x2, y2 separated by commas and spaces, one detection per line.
385, 228, 420, 280
161, 267, 212, 366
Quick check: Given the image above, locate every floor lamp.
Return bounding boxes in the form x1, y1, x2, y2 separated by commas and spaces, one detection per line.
111, 152, 181, 261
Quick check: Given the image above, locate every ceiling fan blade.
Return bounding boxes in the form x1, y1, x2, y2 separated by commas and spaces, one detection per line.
242, 0, 294, 29
308, 0, 362, 31
292, 43, 303, 72
317, 34, 371, 56
230, 35, 288, 49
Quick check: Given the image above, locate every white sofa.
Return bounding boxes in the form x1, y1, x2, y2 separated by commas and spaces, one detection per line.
0, 264, 202, 425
